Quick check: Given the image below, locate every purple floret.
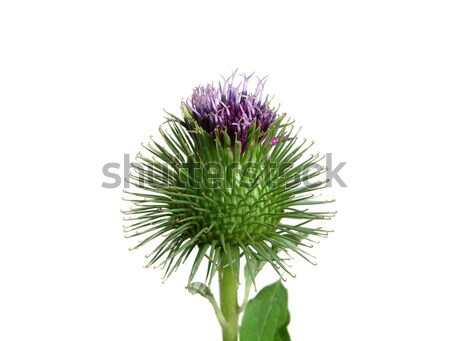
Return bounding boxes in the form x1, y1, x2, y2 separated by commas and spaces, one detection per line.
184, 71, 277, 150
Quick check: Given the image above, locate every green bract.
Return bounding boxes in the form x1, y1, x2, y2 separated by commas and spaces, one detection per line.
123, 106, 334, 285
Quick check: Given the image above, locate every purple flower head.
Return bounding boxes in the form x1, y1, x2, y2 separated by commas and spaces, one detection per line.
183, 71, 277, 150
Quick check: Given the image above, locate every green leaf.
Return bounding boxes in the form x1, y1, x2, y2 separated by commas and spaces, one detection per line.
240, 281, 291, 341
186, 282, 212, 298
244, 257, 266, 287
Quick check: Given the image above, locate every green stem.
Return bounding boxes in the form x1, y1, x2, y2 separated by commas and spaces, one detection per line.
206, 295, 229, 330
219, 246, 240, 341
238, 277, 252, 314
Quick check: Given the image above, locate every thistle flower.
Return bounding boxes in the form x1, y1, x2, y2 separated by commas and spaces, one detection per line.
123, 72, 334, 287
184, 72, 276, 151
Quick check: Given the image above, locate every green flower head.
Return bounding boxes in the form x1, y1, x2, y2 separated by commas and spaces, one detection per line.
123, 71, 334, 285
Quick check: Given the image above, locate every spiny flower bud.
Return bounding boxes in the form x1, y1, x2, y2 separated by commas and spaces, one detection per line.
123, 71, 334, 285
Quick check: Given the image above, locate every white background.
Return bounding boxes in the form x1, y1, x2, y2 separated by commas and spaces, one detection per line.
1, 1, 449, 340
